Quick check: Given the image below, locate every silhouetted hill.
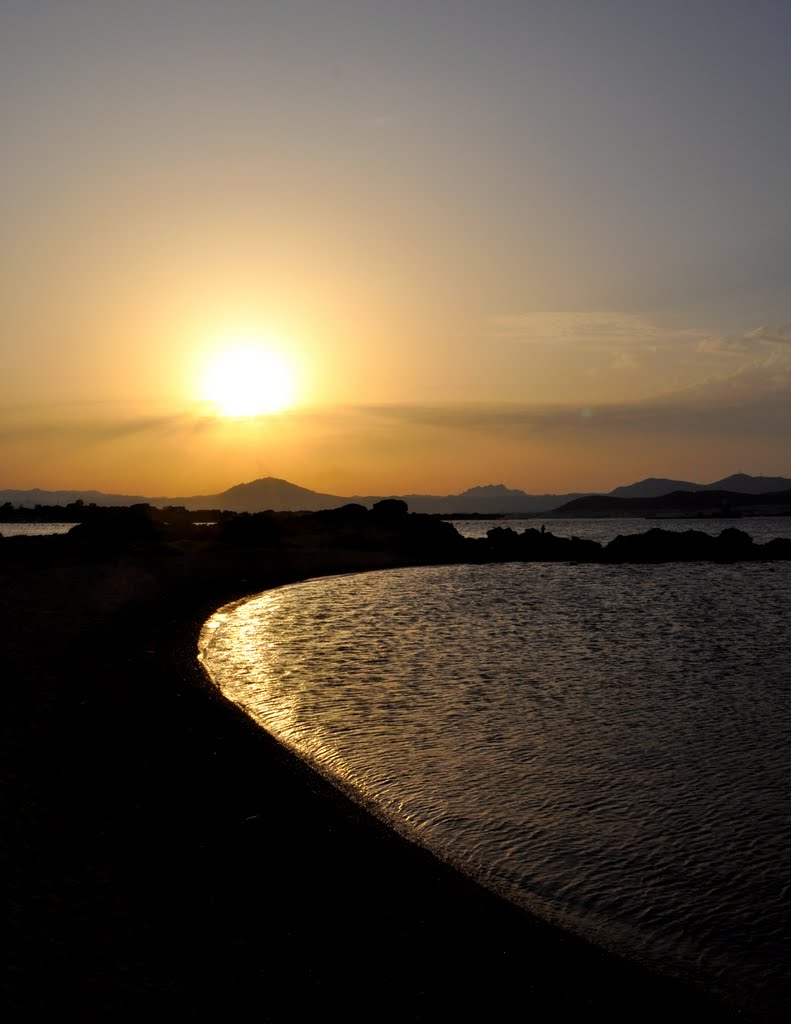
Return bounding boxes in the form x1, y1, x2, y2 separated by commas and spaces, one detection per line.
171, 477, 348, 513
389, 488, 590, 515
552, 488, 791, 517
3, 472, 791, 516
0, 487, 153, 507
459, 484, 533, 500
0, 478, 592, 514
609, 477, 700, 499
709, 473, 791, 494
610, 473, 791, 499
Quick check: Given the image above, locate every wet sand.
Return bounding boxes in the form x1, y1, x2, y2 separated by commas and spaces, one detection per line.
1, 533, 745, 1020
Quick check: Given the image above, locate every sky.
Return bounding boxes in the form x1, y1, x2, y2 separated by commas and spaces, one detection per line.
3, 0, 791, 497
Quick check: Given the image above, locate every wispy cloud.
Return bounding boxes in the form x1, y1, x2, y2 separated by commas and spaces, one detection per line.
744, 323, 791, 346
611, 351, 640, 369
0, 411, 217, 444
489, 311, 706, 352
696, 323, 791, 356
696, 334, 756, 356
5, 318, 791, 463
490, 311, 662, 347
355, 348, 791, 439
488, 310, 715, 382
490, 311, 791, 403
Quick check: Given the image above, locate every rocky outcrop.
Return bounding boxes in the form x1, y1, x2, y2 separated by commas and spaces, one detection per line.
480, 525, 791, 563
56, 504, 791, 565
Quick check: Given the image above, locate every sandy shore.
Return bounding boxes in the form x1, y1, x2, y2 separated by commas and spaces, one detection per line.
1, 533, 745, 1020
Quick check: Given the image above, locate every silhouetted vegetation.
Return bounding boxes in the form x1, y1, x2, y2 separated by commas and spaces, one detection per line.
0, 499, 229, 526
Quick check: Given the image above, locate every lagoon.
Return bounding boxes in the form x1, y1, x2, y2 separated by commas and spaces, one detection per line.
201, 556, 791, 1019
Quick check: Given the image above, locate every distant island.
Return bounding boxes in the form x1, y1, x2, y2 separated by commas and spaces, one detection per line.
3, 471, 791, 517
551, 487, 791, 519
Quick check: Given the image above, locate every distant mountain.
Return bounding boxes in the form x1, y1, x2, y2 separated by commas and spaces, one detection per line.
3, 472, 791, 516
609, 477, 700, 499
708, 473, 791, 494
385, 486, 590, 515
0, 477, 589, 515
0, 487, 153, 507
458, 484, 532, 499
170, 477, 348, 513
551, 488, 791, 517
610, 473, 791, 499
126, 477, 592, 515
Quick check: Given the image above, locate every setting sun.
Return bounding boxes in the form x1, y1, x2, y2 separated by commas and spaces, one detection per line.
201, 344, 296, 417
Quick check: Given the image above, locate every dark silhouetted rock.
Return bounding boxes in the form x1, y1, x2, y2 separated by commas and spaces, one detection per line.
371, 498, 409, 517
315, 503, 369, 523
759, 537, 791, 559
604, 528, 717, 562
67, 503, 161, 544
603, 527, 765, 563
715, 528, 754, 559
484, 527, 603, 562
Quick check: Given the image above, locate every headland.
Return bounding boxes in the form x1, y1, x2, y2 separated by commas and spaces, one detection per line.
1, 504, 763, 1019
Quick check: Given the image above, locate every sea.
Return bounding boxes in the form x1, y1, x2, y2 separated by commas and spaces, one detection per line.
200, 516, 791, 1019
0, 523, 77, 536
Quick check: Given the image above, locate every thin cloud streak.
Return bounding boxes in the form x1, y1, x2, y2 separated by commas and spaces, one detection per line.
0, 412, 213, 444
4, 373, 791, 447
745, 323, 791, 346
489, 311, 706, 352
697, 323, 791, 356
358, 362, 791, 439
3, 342, 791, 489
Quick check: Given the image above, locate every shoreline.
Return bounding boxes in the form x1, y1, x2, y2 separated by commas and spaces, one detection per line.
2, 535, 748, 1019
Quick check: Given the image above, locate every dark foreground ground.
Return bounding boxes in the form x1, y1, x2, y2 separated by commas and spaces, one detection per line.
1, 525, 753, 1021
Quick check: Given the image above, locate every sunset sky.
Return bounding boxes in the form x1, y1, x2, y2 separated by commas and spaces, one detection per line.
3, 1, 791, 497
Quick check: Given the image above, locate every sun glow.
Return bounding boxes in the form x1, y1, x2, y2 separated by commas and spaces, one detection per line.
201, 344, 296, 416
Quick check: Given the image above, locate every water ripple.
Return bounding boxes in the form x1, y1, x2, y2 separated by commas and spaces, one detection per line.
200, 562, 791, 1018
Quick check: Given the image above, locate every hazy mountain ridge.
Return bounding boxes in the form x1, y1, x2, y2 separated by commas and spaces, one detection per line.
610, 473, 791, 498
609, 477, 701, 499
553, 487, 791, 517
169, 477, 345, 512
0, 487, 155, 507
2, 473, 791, 515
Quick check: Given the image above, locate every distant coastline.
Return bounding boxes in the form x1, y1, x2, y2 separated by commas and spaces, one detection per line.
4, 470, 791, 516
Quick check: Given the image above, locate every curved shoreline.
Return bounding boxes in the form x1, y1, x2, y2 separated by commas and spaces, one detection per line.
197, 567, 788, 1021
1, 535, 750, 1020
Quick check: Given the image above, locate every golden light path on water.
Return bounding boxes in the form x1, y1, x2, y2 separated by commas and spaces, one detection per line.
199, 561, 791, 1019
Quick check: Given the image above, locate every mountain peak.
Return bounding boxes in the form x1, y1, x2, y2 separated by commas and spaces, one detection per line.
609, 476, 699, 499
222, 476, 309, 494
5, 471, 791, 516
457, 483, 525, 498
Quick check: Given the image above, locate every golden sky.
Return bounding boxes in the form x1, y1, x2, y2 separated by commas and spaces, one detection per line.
3, 2, 791, 496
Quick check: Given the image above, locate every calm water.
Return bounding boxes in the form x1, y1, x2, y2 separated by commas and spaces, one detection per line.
200, 559, 791, 1018
0, 522, 77, 536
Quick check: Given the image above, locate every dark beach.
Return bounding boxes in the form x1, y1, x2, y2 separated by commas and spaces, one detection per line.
1, 517, 751, 1020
